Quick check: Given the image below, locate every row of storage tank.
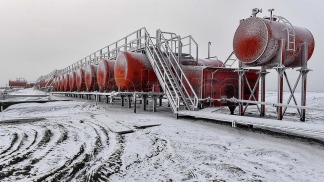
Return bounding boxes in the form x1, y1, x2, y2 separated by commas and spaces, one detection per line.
49, 51, 259, 107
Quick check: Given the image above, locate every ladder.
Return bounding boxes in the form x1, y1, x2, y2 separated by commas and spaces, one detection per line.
143, 29, 199, 112
222, 51, 237, 68
274, 15, 296, 51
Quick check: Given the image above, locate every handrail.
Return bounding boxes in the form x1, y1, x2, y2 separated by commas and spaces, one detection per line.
143, 29, 179, 112
157, 30, 199, 109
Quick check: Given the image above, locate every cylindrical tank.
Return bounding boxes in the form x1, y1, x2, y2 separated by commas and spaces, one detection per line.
75, 68, 86, 92
63, 74, 70, 91
97, 59, 116, 92
182, 65, 259, 106
59, 75, 64, 91
114, 51, 158, 91
53, 78, 58, 91
181, 58, 224, 67
9, 80, 27, 87
85, 65, 98, 92
39, 79, 46, 88
69, 71, 77, 91
233, 17, 315, 67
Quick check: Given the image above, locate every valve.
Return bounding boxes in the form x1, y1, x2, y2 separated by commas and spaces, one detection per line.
252, 8, 262, 17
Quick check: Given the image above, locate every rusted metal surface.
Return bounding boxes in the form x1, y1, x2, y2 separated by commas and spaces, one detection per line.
75, 68, 86, 92
182, 65, 259, 107
97, 59, 116, 92
69, 71, 77, 91
85, 65, 98, 92
233, 17, 315, 67
63, 73, 70, 91
114, 51, 158, 91
9, 80, 27, 87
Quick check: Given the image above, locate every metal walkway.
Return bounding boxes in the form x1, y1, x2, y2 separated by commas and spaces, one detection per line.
178, 109, 324, 141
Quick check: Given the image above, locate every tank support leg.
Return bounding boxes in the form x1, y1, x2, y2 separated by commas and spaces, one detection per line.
98, 95, 101, 102
159, 96, 163, 106
143, 95, 147, 111
300, 43, 310, 121
134, 94, 137, 113
276, 67, 285, 120
237, 62, 245, 116
106, 96, 109, 104
275, 39, 286, 120
260, 67, 269, 116
153, 96, 157, 112
128, 95, 131, 108
121, 96, 125, 107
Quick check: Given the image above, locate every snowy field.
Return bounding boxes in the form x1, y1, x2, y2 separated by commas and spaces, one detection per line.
0, 89, 324, 181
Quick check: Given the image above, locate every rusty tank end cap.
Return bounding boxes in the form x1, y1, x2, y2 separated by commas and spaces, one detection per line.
233, 17, 268, 64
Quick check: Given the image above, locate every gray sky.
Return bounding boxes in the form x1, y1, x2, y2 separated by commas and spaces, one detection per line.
1, 0, 324, 91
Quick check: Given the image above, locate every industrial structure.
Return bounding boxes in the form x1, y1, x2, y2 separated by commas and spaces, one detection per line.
36, 9, 315, 121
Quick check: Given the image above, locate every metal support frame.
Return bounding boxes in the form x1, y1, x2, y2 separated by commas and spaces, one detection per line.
153, 96, 157, 112
237, 61, 245, 116
143, 95, 147, 111
128, 95, 132, 108
134, 93, 137, 113
260, 67, 269, 116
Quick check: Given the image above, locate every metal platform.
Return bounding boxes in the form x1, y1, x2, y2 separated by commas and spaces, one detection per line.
178, 109, 324, 141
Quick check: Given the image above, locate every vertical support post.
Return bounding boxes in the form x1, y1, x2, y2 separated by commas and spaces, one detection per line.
134, 93, 137, 113
159, 96, 163, 106
143, 95, 147, 111
98, 95, 101, 102
238, 61, 245, 116
277, 68, 284, 120
153, 96, 157, 112
121, 95, 125, 107
276, 39, 286, 120
260, 67, 268, 116
106, 95, 109, 104
208, 42, 211, 59
128, 95, 131, 108
300, 43, 310, 121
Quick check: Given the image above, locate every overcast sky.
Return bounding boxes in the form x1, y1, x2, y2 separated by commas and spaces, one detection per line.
1, 0, 324, 91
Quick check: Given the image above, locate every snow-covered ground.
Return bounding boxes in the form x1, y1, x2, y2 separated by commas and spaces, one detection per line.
0, 89, 324, 181
8, 88, 47, 95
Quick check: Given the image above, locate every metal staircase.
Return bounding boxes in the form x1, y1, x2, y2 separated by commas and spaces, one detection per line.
143, 29, 199, 112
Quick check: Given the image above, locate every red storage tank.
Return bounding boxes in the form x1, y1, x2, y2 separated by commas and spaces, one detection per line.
75, 68, 86, 91
114, 51, 159, 91
97, 59, 116, 92
69, 71, 77, 91
53, 78, 58, 91
233, 17, 315, 67
182, 66, 259, 107
63, 74, 70, 91
39, 79, 46, 88
9, 79, 27, 87
85, 65, 99, 92
59, 75, 64, 91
